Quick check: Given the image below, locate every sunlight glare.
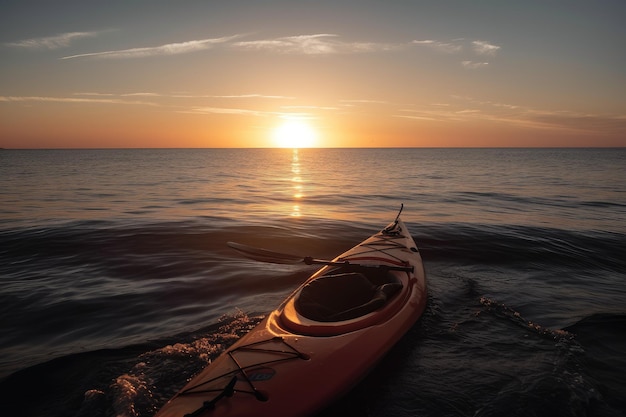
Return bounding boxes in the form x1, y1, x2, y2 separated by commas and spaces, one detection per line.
273, 119, 317, 148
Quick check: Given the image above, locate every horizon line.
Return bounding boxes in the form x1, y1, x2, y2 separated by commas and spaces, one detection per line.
2, 146, 624, 151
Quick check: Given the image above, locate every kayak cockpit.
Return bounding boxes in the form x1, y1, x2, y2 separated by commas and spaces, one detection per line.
277, 266, 409, 336
296, 271, 402, 322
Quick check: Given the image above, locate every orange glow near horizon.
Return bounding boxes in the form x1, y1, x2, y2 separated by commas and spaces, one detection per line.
2, 102, 623, 149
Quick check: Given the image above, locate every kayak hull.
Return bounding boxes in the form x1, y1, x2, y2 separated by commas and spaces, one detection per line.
155, 217, 426, 417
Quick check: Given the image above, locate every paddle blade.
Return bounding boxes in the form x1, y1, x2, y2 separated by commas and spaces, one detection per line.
227, 242, 305, 264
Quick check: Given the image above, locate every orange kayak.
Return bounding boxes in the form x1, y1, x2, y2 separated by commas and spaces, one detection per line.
155, 214, 427, 417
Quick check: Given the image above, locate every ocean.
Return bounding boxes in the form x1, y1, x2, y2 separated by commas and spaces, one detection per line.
0, 148, 624, 417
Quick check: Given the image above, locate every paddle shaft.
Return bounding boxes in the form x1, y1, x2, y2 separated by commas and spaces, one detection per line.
227, 241, 414, 272
303, 257, 414, 272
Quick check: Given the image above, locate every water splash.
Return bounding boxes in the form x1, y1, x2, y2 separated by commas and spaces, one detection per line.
478, 296, 575, 342
96, 311, 263, 417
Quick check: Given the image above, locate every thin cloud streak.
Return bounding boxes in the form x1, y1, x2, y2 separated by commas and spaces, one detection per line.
462, 61, 489, 69
281, 105, 340, 111
523, 111, 626, 134
396, 101, 626, 135
411, 39, 463, 53
53, 33, 500, 63
411, 38, 501, 56
74, 91, 294, 100
0, 95, 156, 106
73, 92, 116, 97
212, 94, 294, 99
412, 38, 500, 68
5, 31, 101, 49
61, 35, 243, 60
472, 40, 501, 56
186, 106, 318, 120
186, 107, 268, 116
232, 34, 400, 54
340, 99, 389, 104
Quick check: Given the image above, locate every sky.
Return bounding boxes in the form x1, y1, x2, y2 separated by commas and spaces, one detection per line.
1, 0, 625, 148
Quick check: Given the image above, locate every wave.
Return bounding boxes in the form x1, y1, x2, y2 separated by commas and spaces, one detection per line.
1, 219, 624, 376
414, 223, 626, 272
2, 219, 624, 267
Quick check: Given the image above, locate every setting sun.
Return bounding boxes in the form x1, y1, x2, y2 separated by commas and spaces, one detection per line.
273, 119, 317, 148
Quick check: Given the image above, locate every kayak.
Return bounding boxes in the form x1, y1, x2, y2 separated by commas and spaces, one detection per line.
155, 212, 427, 417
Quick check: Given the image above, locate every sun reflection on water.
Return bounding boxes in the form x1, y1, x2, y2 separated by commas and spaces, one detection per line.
291, 149, 303, 217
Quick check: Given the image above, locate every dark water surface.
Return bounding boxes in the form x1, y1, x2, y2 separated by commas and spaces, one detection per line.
1, 148, 625, 416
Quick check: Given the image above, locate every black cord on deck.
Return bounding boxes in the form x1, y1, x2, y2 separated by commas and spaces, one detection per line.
184, 376, 238, 417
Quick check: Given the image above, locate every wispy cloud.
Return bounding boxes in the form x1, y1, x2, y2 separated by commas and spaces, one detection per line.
412, 38, 500, 56
521, 111, 626, 134
472, 40, 500, 56
185, 106, 321, 119
232, 34, 399, 55
412, 38, 500, 69
74, 91, 295, 101
396, 98, 626, 135
186, 107, 267, 116
281, 105, 340, 111
120, 92, 162, 97
462, 61, 489, 69
0, 95, 155, 106
212, 94, 294, 100
73, 92, 116, 97
340, 99, 388, 105
50, 33, 499, 63
411, 39, 463, 53
395, 107, 480, 123
5, 31, 101, 49
61, 35, 242, 60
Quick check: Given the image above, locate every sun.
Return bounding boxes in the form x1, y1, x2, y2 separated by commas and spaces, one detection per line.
273, 119, 317, 148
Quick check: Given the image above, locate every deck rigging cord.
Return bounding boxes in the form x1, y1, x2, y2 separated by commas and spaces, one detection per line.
181, 337, 308, 416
